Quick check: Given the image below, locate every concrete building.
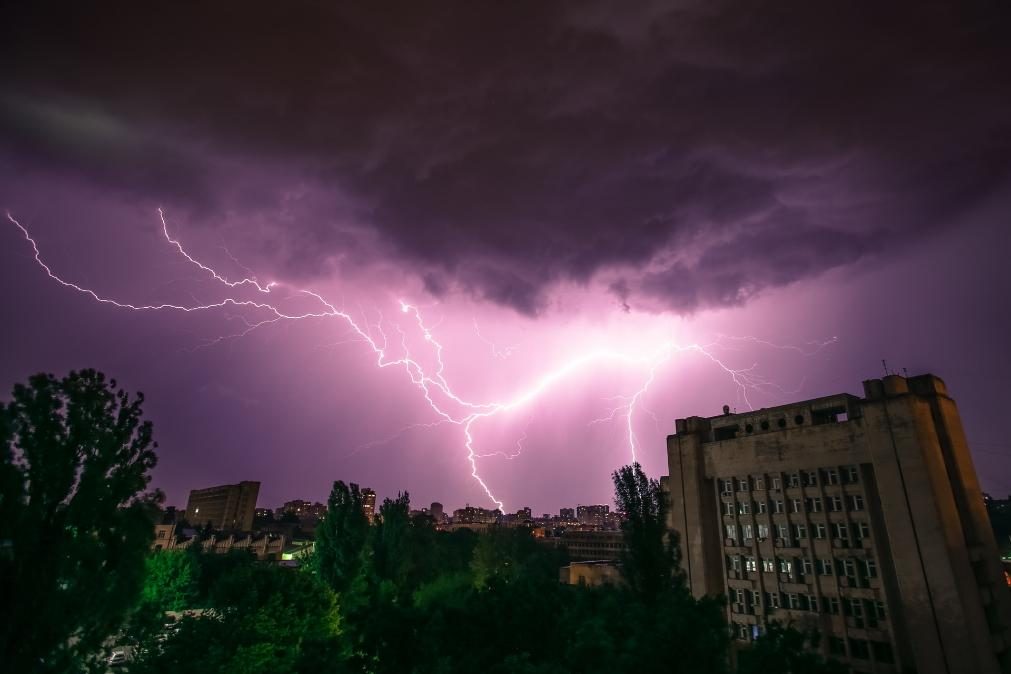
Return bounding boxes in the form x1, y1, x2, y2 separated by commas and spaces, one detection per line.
576, 504, 610, 526
362, 488, 376, 522
560, 560, 623, 586
666, 373, 1011, 674
184, 481, 260, 531
562, 530, 625, 561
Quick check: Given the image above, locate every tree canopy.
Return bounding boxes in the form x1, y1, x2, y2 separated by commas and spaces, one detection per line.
0, 370, 161, 672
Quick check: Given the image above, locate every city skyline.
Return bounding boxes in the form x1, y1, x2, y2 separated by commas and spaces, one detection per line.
2, 3, 1010, 512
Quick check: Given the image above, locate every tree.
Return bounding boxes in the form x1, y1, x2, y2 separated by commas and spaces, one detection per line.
611, 462, 681, 598
141, 549, 199, 612
312, 481, 371, 594
736, 623, 847, 674
0, 370, 161, 672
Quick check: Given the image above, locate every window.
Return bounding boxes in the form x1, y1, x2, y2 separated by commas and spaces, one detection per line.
786, 593, 802, 609
807, 594, 819, 612
818, 558, 834, 575
804, 470, 818, 486
773, 500, 785, 514
742, 524, 753, 541
777, 523, 789, 540
849, 638, 870, 660
755, 500, 767, 515
814, 523, 827, 540
875, 601, 887, 620
793, 524, 807, 540
766, 591, 781, 608
790, 499, 803, 513
738, 501, 751, 515
833, 522, 850, 541
779, 558, 793, 574
854, 521, 871, 540
849, 495, 865, 512
841, 558, 856, 578
771, 476, 782, 490
807, 497, 823, 513
735, 588, 747, 604
723, 501, 735, 516
762, 558, 775, 573
758, 523, 770, 539
721, 479, 734, 494
848, 599, 865, 627
753, 476, 765, 490
825, 596, 841, 614
864, 558, 878, 578
801, 558, 814, 576
844, 465, 860, 484
872, 641, 894, 664
829, 496, 843, 512
745, 556, 757, 572
729, 555, 741, 572
823, 468, 840, 485
735, 623, 749, 640
738, 477, 750, 492
788, 473, 801, 488
725, 524, 737, 541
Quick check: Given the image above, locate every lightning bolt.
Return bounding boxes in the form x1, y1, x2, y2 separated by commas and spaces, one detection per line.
6, 210, 831, 511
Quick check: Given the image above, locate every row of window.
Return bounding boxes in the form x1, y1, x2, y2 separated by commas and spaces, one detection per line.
829, 637, 894, 664
732, 589, 886, 623
728, 554, 878, 580
720, 466, 860, 494
725, 520, 872, 545
724, 494, 865, 516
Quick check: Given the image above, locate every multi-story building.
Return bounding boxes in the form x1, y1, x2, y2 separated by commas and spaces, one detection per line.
666, 373, 1011, 674
562, 530, 625, 561
362, 488, 377, 522
576, 504, 610, 526
560, 507, 576, 520
184, 481, 260, 531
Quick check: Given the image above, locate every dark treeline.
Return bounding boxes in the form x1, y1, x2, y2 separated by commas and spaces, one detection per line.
1, 371, 843, 673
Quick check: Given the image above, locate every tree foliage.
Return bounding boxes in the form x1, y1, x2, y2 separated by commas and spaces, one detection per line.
612, 461, 681, 598
0, 370, 161, 672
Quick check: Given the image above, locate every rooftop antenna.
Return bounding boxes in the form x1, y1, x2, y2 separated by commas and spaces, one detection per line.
881, 359, 889, 376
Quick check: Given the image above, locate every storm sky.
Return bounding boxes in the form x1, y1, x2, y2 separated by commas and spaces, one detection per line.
2, 1, 1010, 512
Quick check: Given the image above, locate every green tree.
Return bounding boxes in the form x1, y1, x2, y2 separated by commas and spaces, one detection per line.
312, 481, 371, 594
141, 549, 199, 612
0, 370, 161, 672
736, 623, 847, 674
611, 462, 681, 598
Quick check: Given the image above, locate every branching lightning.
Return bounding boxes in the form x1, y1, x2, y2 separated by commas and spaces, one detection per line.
6, 210, 833, 511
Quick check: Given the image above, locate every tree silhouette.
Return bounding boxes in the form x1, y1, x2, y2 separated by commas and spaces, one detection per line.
611, 462, 682, 599
0, 370, 161, 671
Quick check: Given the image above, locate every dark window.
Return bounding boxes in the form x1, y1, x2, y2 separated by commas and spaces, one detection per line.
777, 418, 787, 428
745, 423, 754, 433
794, 415, 805, 425
872, 641, 894, 664
760, 420, 770, 431
849, 639, 870, 660
714, 426, 739, 441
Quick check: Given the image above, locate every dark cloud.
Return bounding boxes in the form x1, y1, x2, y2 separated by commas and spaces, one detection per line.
2, 1, 1009, 314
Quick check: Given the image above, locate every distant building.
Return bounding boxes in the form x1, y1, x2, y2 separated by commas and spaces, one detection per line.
666, 373, 1011, 674
184, 481, 260, 531
517, 507, 532, 521
576, 504, 609, 526
280, 499, 326, 520
559, 507, 575, 520
560, 560, 623, 586
362, 488, 376, 522
430, 502, 445, 523
453, 505, 501, 524
562, 530, 625, 561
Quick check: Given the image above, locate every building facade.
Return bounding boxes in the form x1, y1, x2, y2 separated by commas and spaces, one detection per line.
666, 374, 1011, 674
184, 481, 260, 531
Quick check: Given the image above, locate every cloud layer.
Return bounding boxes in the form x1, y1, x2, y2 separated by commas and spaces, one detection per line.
3, 1, 1010, 314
